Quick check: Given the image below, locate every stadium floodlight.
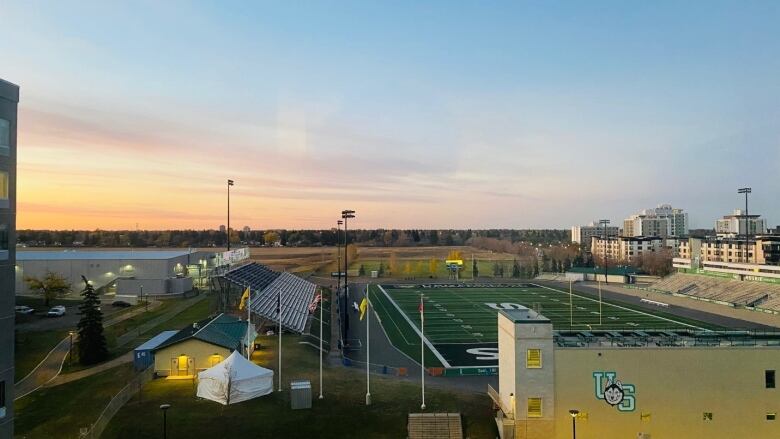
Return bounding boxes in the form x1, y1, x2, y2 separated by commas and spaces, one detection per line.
738, 187, 752, 263
227, 179, 235, 251
569, 409, 579, 439
341, 210, 356, 341
599, 220, 610, 284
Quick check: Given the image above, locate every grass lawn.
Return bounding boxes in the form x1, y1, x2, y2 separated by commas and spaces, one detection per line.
103, 335, 497, 438
14, 329, 69, 381
14, 363, 137, 438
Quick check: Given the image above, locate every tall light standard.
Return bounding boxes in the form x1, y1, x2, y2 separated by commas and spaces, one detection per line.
738, 187, 752, 263
227, 179, 234, 251
341, 210, 355, 341
599, 219, 610, 284
160, 403, 171, 439
336, 219, 343, 308
569, 409, 579, 439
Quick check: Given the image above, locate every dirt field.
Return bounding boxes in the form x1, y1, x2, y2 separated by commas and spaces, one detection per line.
248, 246, 520, 276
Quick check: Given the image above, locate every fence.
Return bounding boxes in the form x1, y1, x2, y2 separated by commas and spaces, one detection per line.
80, 366, 154, 438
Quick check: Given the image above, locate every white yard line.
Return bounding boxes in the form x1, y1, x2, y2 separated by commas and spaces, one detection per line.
378, 285, 452, 368
532, 283, 708, 331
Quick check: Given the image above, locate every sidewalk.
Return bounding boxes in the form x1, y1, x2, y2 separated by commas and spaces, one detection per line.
15, 295, 205, 400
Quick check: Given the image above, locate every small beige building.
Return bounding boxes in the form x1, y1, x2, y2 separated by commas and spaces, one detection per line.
491, 309, 780, 439
153, 313, 253, 377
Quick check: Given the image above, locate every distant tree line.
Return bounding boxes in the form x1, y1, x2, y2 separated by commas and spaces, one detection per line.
18, 228, 571, 248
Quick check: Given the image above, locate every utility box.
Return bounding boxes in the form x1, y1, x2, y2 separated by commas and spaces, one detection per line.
290, 379, 312, 410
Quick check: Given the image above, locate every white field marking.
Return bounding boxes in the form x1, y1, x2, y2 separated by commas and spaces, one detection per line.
370, 288, 413, 345
627, 322, 639, 326
590, 311, 601, 315
576, 306, 586, 310
532, 283, 708, 330
378, 285, 452, 368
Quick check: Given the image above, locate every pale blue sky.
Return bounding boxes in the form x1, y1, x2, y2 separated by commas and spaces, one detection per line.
2, 1, 779, 229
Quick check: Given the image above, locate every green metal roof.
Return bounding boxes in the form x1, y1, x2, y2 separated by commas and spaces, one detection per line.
568, 266, 638, 275
153, 313, 248, 352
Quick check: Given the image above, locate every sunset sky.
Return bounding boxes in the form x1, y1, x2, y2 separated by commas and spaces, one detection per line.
3, 1, 779, 230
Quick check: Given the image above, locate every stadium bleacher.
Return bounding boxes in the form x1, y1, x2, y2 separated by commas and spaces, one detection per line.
650, 272, 780, 312
223, 263, 317, 333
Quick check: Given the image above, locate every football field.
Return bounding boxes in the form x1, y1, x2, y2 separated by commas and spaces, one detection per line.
369, 283, 721, 373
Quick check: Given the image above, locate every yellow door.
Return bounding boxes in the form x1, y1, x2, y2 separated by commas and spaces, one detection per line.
178, 355, 189, 375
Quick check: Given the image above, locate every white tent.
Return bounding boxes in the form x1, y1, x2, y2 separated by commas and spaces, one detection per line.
196, 350, 274, 405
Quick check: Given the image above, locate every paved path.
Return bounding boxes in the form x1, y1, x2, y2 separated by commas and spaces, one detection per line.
13, 296, 201, 400
44, 351, 134, 388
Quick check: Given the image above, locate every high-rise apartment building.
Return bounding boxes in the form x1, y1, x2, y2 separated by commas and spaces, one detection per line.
622, 204, 688, 238
0, 78, 18, 437
570, 221, 619, 245
715, 209, 766, 237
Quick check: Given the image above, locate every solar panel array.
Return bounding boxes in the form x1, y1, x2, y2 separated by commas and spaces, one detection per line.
224, 263, 317, 333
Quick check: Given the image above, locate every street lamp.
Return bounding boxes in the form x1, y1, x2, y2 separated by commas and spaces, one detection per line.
341, 210, 355, 342
738, 187, 752, 263
68, 331, 75, 366
569, 409, 579, 439
599, 220, 610, 284
227, 179, 235, 251
160, 403, 171, 439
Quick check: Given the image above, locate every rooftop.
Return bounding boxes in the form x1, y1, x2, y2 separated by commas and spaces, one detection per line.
499, 308, 550, 323
17, 250, 195, 261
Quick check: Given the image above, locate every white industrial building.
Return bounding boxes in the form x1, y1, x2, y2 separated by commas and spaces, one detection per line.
15, 248, 249, 298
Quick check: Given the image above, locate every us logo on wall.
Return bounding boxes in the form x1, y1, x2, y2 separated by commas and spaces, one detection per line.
593, 371, 636, 412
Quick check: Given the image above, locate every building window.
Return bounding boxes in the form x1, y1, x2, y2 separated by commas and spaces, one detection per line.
527, 397, 542, 417
0, 172, 7, 199
0, 118, 8, 156
767, 413, 777, 421
703, 412, 713, 421
766, 370, 775, 389
526, 349, 542, 368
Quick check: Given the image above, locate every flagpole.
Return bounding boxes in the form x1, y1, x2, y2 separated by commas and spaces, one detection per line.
319, 288, 324, 399
278, 289, 282, 392
420, 293, 426, 410
569, 280, 573, 329
246, 285, 251, 360
365, 284, 371, 405
598, 280, 603, 326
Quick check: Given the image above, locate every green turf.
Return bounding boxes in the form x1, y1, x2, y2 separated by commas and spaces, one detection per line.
371, 283, 724, 369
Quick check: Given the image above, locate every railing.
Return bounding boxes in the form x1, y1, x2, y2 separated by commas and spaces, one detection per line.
80, 366, 154, 438
487, 384, 512, 418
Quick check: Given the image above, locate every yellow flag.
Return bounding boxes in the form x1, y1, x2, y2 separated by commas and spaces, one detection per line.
239, 287, 250, 310
359, 297, 368, 321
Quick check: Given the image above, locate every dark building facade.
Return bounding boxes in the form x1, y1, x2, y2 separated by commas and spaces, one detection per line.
0, 78, 18, 437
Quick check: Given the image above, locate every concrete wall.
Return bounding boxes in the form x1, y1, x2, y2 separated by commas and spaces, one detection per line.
154, 339, 231, 376
551, 348, 780, 439
0, 78, 18, 437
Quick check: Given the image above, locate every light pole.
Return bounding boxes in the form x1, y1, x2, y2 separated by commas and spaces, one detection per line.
68, 331, 75, 366
738, 187, 752, 263
227, 179, 234, 251
341, 210, 355, 342
337, 219, 343, 311
599, 219, 610, 284
160, 403, 171, 439
569, 409, 579, 439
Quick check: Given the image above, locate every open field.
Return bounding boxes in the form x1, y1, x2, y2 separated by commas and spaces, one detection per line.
370, 283, 724, 370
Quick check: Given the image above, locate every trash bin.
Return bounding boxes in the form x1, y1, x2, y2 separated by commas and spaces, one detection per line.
290, 380, 312, 410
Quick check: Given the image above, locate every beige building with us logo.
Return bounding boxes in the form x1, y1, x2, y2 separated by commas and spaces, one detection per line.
489, 309, 780, 439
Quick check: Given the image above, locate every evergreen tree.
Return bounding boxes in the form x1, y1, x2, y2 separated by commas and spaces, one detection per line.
512, 259, 521, 278
378, 262, 385, 277
533, 259, 540, 277
358, 264, 366, 276
77, 276, 108, 365
472, 258, 479, 278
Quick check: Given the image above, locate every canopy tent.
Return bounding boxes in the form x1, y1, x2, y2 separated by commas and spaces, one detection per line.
196, 351, 274, 405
